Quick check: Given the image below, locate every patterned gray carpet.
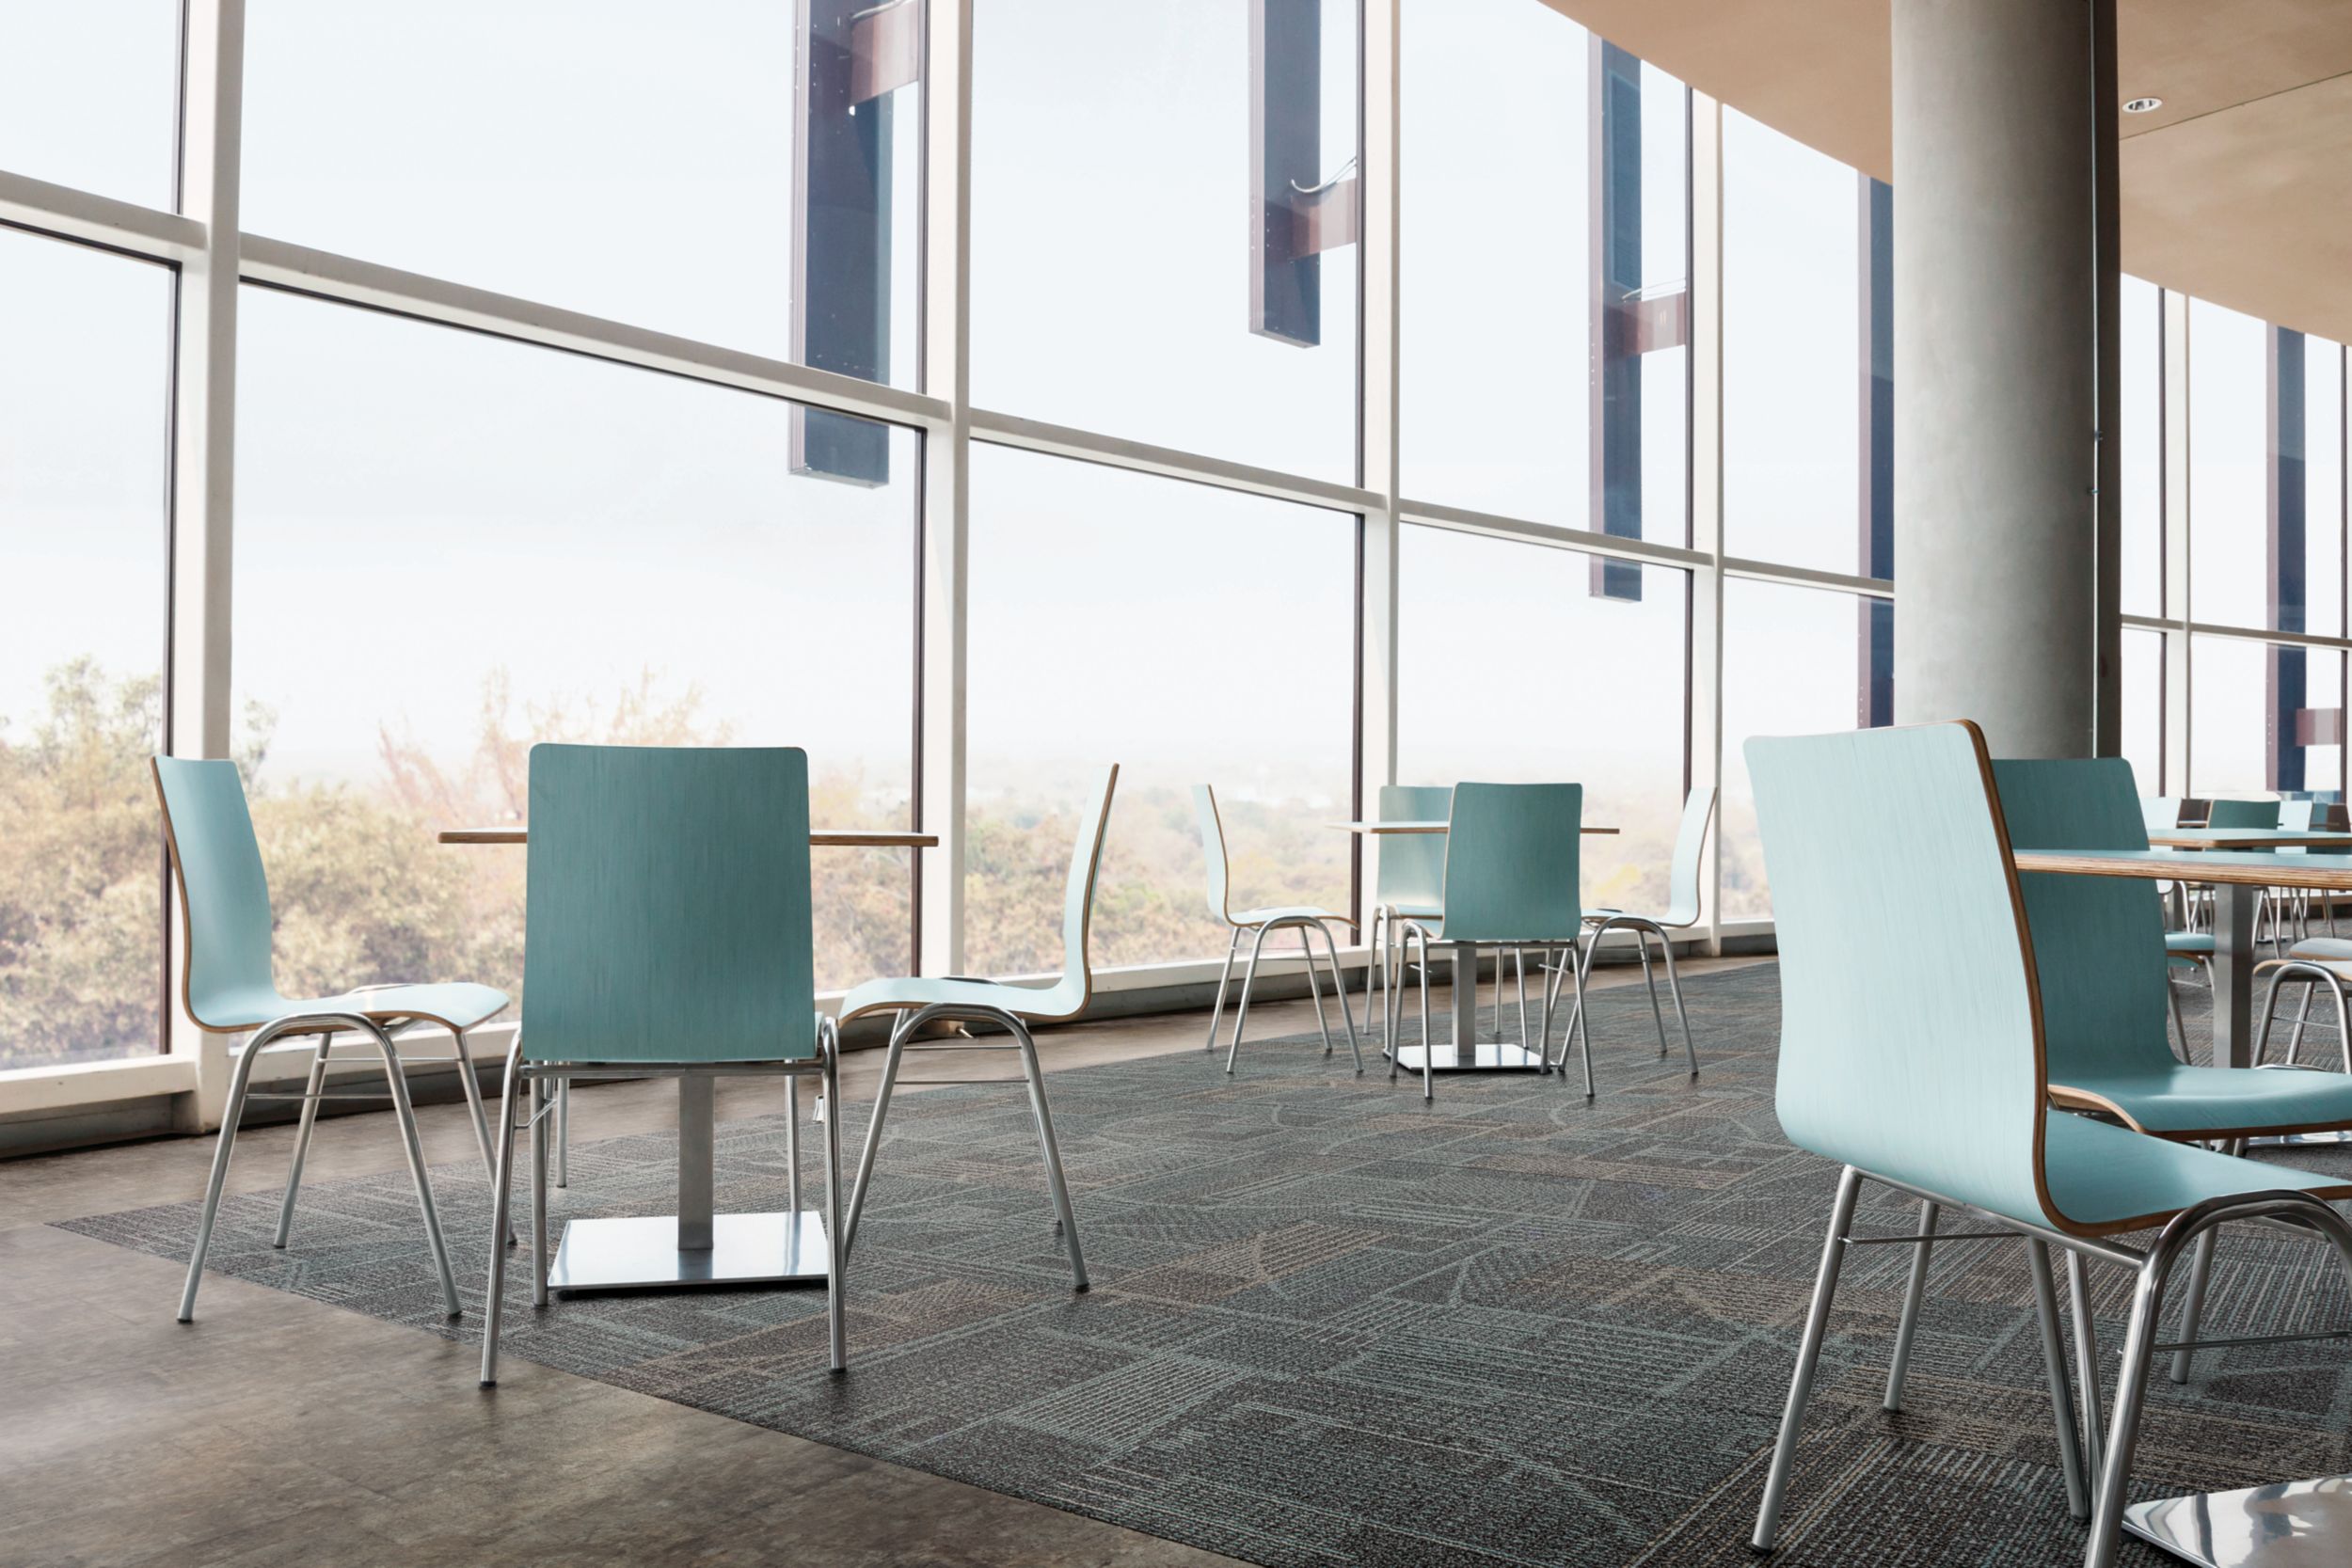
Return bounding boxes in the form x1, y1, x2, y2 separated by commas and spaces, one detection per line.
59, 966, 2352, 1567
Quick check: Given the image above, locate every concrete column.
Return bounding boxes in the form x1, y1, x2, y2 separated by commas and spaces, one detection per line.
1892, 0, 2105, 758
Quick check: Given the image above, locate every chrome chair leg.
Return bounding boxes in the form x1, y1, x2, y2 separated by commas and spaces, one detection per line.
1753, 1165, 1863, 1552
1298, 923, 1336, 1057
821, 1022, 846, 1373
452, 1027, 497, 1181
2167, 977, 2192, 1064
1651, 925, 1700, 1077
2026, 1239, 2090, 1521
1883, 1198, 1939, 1411
529, 1076, 550, 1309
180, 1022, 285, 1322
1225, 921, 1280, 1074
1204, 926, 1243, 1053
786, 1074, 802, 1219
554, 1079, 569, 1188
1009, 1018, 1089, 1290
367, 1019, 463, 1321
2066, 1249, 2105, 1488
1513, 947, 1531, 1056
2288, 977, 2315, 1066
2169, 1138, 2244, 1384
479, 1037, 525, 1388
842, 1013, 914, 1256
1633, 928, 1669, 1057
272, 1032, 333, 1250
1567, 939, 1597, 1100
1308, 919, 1363, 1073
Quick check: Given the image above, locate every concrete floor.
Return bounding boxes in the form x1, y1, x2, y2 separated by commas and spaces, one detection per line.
0, 959, 1759, 1568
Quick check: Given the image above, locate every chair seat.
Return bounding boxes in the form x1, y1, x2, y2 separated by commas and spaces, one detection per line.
839, 974, 1083, 1028
1228, 905, 1353, 929
2041, 1106, 2352, 1229
1382, 901, 1443, 920
2288, 937, 2352, 964
2165, 931, 2215, 957
2053, 1064, 2352, 1139
211, 981, 510, 1037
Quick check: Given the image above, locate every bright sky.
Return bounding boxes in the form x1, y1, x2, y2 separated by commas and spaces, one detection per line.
3, 0, 2339, 823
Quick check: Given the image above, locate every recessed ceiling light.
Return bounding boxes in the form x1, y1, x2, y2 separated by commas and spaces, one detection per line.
2123, 96, 2163, 114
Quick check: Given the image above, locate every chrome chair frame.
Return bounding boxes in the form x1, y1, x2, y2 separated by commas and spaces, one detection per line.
842, 1002, 1087, 1289
478, 1018, 847, 1386
1758, 1165, 2352, 1568
1195, 784, 1361, 1076
181, 1008, 463, 1323
1550, 915, 1698, 1077
1207, 914, 1362, 1075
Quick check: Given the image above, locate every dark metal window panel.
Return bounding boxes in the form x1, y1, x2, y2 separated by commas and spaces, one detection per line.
791, 0, 918, 484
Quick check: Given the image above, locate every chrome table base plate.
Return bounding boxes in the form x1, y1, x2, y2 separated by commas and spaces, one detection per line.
548, 1210, 830, 1293
2122, 1475, 2352, 1565
1386, 1041, 1548, 1073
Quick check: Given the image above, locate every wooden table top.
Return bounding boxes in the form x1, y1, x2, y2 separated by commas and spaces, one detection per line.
1330, 820, 1619, 835
2147, 829, 2352, 851
438, 828, 939, 848
2015, 847, 2352, 890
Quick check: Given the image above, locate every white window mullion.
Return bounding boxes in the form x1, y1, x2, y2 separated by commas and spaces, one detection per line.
167, 0, 246, 1129
917, 0, 973, 978
1689, 91, 1728, 955
1358, 0, 1403, 924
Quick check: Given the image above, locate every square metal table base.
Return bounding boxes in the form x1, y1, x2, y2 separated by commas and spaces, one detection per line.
548, 1211, 830, 1294
1386, 1041, 1549, 1073
2123, 1475, 2352, 1565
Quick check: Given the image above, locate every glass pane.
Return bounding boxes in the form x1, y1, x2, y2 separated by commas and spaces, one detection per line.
0, 229, 172, 1069
0, 1, 180, 210
971, 0, 1359, 482
2191, 637, 2344, 802
1721, 578, 1888, 919
243, 1, 921, 382
1723, 109, 1862, 575
1401, 0, 1587, 521
2120, 277, 2162, 618
1397, 528, 1687, 912
2122, 626, 2163, 797
233, 289, 918, 999
2187, 299, 2275, 631
966, 443, 1355, 972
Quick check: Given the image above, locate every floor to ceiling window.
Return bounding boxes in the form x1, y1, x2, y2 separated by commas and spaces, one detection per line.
1396, 529, 1688, 911
244, 0, 923, 389
232, 290, 921, 999
963, 444, 1356, 973
0, 227, 174, 1069
970, 0, 1359, 482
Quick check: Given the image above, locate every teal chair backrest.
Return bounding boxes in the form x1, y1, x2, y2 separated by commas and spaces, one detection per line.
1993, 758, 2176, 1084
151, 757, 283, 1029
521, 745, 815, 1064
1194, 785, 1232, 922
1438, 783, 1583, 942
1746, 723, 2051, 1227
1659, 785, 1718, 927
2141, 796, 2183, 832
1055, 766, 1120, 999
2208, 798, 2280, 830
1375, 784, 1452, 911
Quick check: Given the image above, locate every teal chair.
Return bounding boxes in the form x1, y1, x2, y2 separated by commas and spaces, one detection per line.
837, 766, 1117, 1292
479, 745, 843, 1383
1369, 784, 1451, 1062
1391, 782, 1589, 1101
154, 756, 510, 1323
1196, 784, 1361, 1076
1558, 785, 1713, 1077
1977, 760, 2352, 1398
1744, 723, 2352, 1568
